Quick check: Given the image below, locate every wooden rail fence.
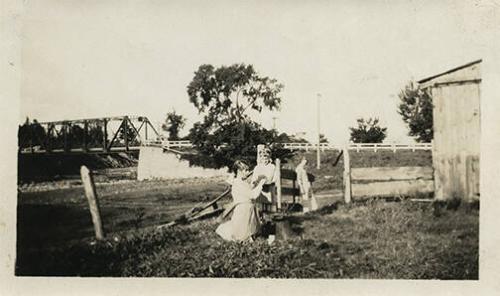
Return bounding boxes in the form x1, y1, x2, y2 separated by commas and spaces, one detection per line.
343, 147, 434, 202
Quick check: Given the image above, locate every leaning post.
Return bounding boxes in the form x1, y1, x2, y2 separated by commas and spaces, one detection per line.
343, 146, 352, 204
80, 166, 104, 240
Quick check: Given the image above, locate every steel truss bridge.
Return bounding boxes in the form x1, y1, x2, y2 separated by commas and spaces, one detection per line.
18, 115, 160, 154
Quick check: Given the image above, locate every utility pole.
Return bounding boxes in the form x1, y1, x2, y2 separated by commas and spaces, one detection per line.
317, 93, 321, 169
272, 116, 278, 130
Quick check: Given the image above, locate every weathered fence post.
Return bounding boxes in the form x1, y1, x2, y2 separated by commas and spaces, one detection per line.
275, 158, 282, 211
80, 166, 104, 240
343, 146, 352, 204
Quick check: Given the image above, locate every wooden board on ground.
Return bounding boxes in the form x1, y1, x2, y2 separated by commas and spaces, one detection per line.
352, 179, 434, 198
351, 166, 433, 181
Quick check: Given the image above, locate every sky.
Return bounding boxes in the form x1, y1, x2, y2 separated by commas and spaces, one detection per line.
20, 0, 496, 143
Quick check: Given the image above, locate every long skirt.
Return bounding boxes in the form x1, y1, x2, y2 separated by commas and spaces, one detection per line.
216, 201, 260, 242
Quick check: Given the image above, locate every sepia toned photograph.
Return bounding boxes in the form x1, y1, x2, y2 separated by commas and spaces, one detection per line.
10, 0, 494, 283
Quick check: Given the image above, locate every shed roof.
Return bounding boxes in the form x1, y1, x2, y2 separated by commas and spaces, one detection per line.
418, 59, 482, 89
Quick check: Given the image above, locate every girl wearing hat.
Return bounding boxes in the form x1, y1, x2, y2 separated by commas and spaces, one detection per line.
216, 160, 267, 242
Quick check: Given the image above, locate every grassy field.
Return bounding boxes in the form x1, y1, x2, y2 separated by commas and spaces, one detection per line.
17, 199, 478, 278
17, 149, 479, 279
17, 177, 228, 250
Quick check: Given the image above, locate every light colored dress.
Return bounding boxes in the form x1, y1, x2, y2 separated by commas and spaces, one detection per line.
251, 162, 278, 204
215, 177, 263, 242
295, 163, 311, 199
296, 163, 318, 210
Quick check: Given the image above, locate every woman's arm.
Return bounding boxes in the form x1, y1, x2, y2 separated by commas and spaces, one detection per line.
251, 178, 267, 199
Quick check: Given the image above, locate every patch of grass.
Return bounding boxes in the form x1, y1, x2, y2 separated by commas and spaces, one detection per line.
17, 200, 478, 279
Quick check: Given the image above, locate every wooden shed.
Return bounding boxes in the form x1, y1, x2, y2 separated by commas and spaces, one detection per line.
418, 60, 481, 201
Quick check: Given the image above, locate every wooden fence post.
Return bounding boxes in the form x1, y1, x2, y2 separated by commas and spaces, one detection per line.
343, 146, 352, 204
80, 166, 104, 240
275, 159, 282, 211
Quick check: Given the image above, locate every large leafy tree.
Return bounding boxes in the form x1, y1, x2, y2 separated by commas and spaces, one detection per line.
349, 117, 387, 143
162, 111, 186, 140
185, 63, 286, 170
397, 82, 433, 142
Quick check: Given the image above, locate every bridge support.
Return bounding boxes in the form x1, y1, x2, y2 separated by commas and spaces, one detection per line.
103, 119, 108, 153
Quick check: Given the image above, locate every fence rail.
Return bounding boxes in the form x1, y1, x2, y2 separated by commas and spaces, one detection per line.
145, 141, 432, 152
20, 140, 432, 154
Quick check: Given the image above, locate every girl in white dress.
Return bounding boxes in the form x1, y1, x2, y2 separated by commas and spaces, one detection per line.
295, 157, 318, 210
216, 161, 267, 242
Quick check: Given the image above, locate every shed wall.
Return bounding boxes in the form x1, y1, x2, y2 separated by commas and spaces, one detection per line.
431, 82, 480, 200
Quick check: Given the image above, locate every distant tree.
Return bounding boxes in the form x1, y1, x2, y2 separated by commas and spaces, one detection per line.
349, 117, 387, 143
88, 122, 105, 147
185, 63, 287, 170
18, 118, 32, 148
397, 81, 433, 142
69, 124, 85, 147
117, 123, 139, 146
275, 132, 308, 143
17, 119, 55, 149
162, 111, 186, 140
319, 133, 329, 143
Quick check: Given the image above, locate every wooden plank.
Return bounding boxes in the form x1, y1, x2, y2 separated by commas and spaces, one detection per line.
352, 179, 434, 198
351, 166, 433, 181
281, 187, 300, 197
281, 169, 296, 180
80, 166, 104, 240
281, 169, 315, 182
343, 147, 351, 203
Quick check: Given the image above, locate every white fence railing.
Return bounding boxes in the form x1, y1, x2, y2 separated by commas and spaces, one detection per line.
282, 142, 432, 152
144, 140, 432, 152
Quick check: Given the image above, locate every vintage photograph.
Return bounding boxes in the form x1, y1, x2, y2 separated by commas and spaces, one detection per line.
14, 0, 487, 280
